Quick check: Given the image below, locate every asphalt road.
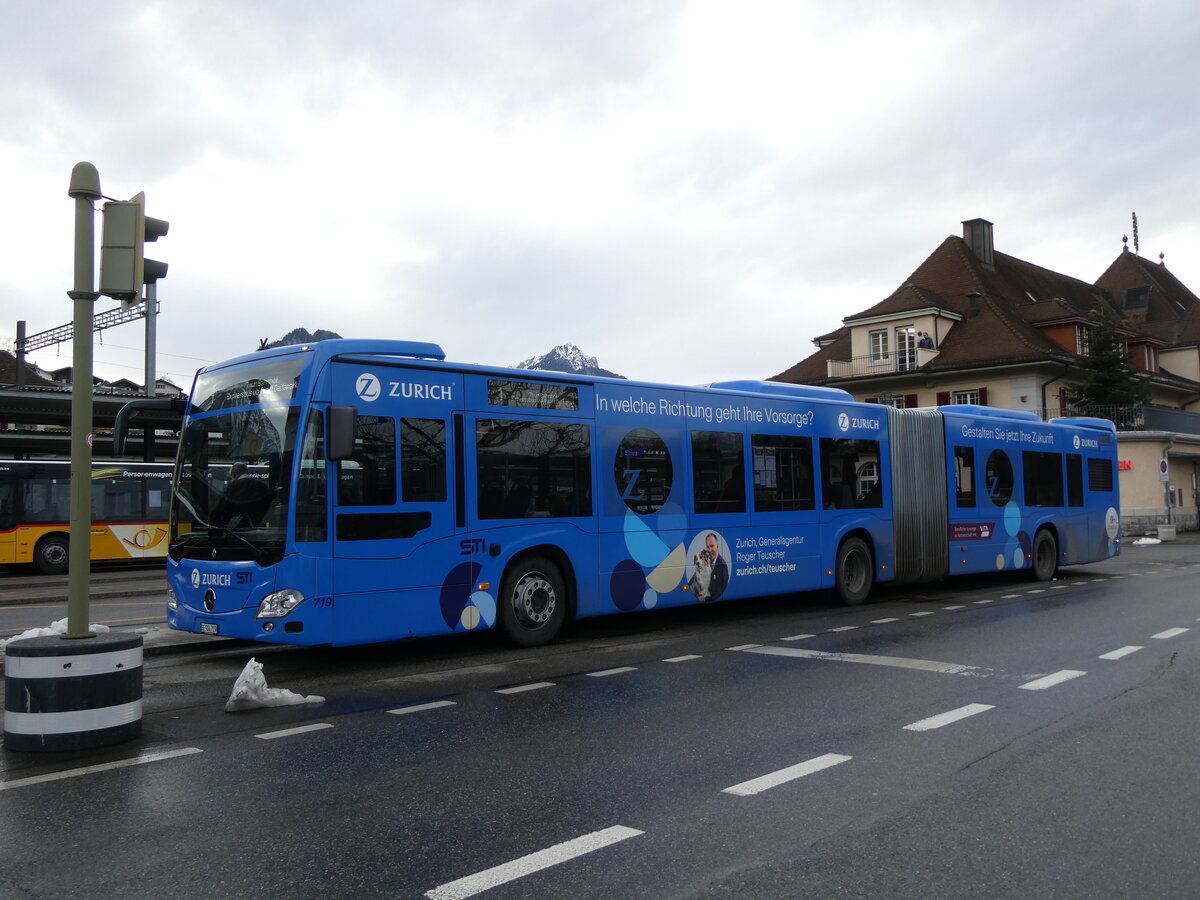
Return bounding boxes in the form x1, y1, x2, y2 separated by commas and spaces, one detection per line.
1, 537, 1198, 898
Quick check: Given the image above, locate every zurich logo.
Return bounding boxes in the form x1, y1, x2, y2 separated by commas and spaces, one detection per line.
838, 413, 850, 432
190, 569, 201, 589
356, 373, 382, 402
1073, 434, 1081, 450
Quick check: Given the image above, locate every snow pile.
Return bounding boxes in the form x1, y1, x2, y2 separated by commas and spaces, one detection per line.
0, 617, 110, 651
1132, 537, 1162, 546
225, 657, 324, 712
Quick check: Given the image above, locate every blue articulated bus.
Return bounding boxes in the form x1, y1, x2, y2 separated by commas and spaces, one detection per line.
118, 339, 1120, 648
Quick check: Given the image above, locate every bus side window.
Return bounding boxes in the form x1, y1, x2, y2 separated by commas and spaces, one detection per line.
0, 478, 13, 530
954, 446, 976, 508
819, 438, 882, 510
1066, 453, 1084, 507
337, 416, 396, 507
401, 418, 447, 502
297, 411, 328, 542
751, 434, 814, 512
692, 431, 745, 515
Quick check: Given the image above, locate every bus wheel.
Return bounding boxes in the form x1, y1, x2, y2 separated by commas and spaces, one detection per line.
35, 534, 69, 575
1031, 529, 1058, 581
499, 557, 566, 647
835, 537, 873, 605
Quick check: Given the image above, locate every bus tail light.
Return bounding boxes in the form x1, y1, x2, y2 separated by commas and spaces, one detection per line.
257, 588, 305, 619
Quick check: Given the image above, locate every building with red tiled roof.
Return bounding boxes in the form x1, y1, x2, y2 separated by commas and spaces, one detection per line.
772, 219, 1200, 533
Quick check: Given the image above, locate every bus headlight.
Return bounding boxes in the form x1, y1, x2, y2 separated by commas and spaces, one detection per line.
167, 585, 178, 611
257, 588, 305, 619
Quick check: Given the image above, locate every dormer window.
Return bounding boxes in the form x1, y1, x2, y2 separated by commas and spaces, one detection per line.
1124, 287, 1150, 310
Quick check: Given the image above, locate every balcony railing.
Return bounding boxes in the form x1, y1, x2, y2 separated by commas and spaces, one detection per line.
826, 349, 940, 378
1044, 404, 1200, 434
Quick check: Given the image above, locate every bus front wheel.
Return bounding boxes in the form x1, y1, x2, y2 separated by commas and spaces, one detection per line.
835, 537, 873, 605
1031, 529, 1058, 581
499, 557, 566, 647
35, 534, 69, 575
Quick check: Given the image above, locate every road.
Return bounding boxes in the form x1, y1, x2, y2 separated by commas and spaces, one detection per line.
1, 538, 1198, 898
0, 565, 167, 640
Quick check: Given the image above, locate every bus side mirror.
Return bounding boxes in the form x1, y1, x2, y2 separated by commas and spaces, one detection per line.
327, 406, 357, 460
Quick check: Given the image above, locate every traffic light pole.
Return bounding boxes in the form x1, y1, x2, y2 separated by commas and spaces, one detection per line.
66, 162, 102, 639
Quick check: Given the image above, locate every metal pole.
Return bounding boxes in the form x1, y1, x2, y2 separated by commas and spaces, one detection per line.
15, 320, 26, 388
144, 284, 156, 398
66, 162, 101, 640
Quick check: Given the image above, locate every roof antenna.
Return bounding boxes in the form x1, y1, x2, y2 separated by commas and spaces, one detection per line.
1132, 212, 1139, 254
1160, 251, 1166, 267
1122, 234, 1129, 253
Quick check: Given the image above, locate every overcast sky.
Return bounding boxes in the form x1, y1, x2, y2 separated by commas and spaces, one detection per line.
2, 0, 1198, 389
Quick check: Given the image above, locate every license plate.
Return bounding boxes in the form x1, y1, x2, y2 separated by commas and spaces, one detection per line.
200, 622, 219, 635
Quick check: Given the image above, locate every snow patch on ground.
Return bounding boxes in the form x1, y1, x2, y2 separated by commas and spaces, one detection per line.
0, 617, 110, 651
1132, 537, 1162, 545
225, 657, 325, 712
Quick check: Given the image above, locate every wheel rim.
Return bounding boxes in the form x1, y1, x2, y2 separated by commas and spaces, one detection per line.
511, 571, 556, 628
42, 543, 66, 566
842, 550, 867, 594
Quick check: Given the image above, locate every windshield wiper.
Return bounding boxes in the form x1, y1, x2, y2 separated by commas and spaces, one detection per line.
209, 525, 262, 557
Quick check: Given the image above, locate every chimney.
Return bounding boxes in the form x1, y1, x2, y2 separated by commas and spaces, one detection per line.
962, 218, 994, 268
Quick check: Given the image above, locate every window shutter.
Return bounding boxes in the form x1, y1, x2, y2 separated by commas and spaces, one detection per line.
936, 391, 951, 406
904, 394, 918, 408
978, 387, 988, 406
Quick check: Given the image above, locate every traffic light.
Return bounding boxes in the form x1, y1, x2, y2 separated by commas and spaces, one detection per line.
99, 191, 168, 307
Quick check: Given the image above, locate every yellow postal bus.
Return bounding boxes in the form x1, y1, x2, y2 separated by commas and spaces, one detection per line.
0, 460, 173, 573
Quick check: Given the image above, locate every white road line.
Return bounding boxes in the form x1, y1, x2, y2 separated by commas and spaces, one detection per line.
0, 747, 202, 792
780, 634, 815, 641
1099, 646, 1143, 660
1151, 628, 1189, 640
663, 655, 701, 663
254, 723, 334, 740
587, 666, 637, 677
1001, 594, 1021, 599
1019, 670, 1086, 691
910, 611, 935, 617
388, 700, 458, 714
722, 753, 852, 796
828, 626, 859, 632
1090, 578, 1108, 582
870, 617, 900, 624
1027, 589, 1045, 595
973, 599, 994, 605
744, 645, 988, 676
724, 644, 761, 652
903, 703, 994, 732
1051, 585, 1069, 590
425, 825, 643, 900
943, 605, 966, 610
495, 683, 555, 695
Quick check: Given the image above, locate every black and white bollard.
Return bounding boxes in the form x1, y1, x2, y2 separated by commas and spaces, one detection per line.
4, 633, 143, 752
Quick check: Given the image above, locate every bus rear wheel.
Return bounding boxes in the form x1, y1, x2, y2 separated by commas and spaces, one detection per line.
1031, 529, 1058, 581
835, 537, 873, 605
35, 534, 69, 575
499, 557, 566, 647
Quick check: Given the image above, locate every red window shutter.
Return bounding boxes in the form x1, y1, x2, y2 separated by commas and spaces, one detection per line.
978, 387, 988, 406
904, 393, 918, 408
936, 391, 951, 406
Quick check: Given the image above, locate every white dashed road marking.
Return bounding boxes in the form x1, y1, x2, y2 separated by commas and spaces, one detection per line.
744, 646, 988, 676
904, 703, 994, 732
722, 753, 852, 796
388, 700, 458, 713
1098, 646, 1142, 660
425, 826, 644, 900
255, 723, 334, 740
0, 748, 203, 792
1019, 670, 1086, 691
1151, 628, 1189, 640
495, 683, 555, 695
587, 666, 638, 677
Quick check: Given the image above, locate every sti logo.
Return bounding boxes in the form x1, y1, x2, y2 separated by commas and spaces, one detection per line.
838, 413, 850, 432
356, 373, 382, 402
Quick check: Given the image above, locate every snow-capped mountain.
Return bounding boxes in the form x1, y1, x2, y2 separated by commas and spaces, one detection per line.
514, 344, 625, 379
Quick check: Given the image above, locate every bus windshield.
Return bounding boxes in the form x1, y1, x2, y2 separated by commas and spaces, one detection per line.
170, 357, 306, 564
